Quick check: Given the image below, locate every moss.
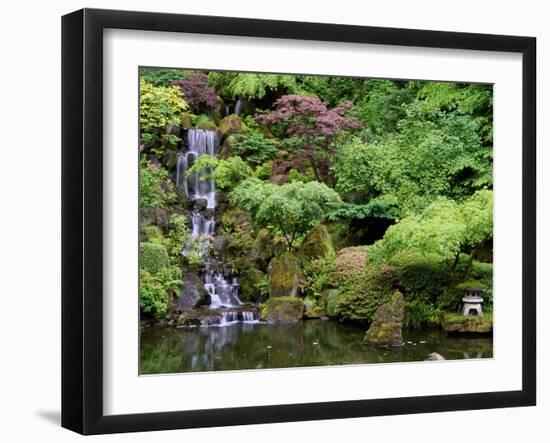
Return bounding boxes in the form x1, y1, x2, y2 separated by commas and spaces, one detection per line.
441, 312, 493, 334
195, 114, 217, 130
219, 115, 243, 138
363, 291, 405, 346
260, 296, 304, 323
298, 224, 334, 259
142, 225, 164, 243
268, 252, 303, 298
140, 242, 169, 274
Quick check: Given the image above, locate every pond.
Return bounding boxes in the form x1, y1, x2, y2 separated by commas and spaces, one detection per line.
140, 320, 493, 375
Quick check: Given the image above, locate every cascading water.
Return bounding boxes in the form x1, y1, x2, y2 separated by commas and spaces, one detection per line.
177, 129, 258, 323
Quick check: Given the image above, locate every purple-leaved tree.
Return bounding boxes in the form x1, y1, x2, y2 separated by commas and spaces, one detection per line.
255, 94, 361, 184
172, 73, 218, 113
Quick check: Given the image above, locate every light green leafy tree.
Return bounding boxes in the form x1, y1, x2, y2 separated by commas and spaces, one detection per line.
208, 72, 299, 100
185, 155, 254, 191
231, 178, 341, 250
373, 190, 493, 269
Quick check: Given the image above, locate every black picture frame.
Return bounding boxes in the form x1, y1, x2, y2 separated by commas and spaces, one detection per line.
62, 8, 536, 435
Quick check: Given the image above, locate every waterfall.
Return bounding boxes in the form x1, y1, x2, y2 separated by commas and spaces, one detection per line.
234, 99, 242, 116
177, 129, 245, 310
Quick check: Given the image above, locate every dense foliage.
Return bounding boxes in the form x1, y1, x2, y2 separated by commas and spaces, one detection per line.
172, 73, 218, 113
256, 95, 361, 183
231, 178, 341, 250
139, 67, 494, 330
139, 80, 189, 146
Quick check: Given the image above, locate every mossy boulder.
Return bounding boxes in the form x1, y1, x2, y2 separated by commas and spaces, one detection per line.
140, 242, 169, 274
195, 114, 217, 131
239, 268, 265, 303
364, 291, 405, 347
298, 224, 334, 259
441, 312, 493, 335
268, 252, 303, 298
260, 296, 304, 323
219, 115, 243, 139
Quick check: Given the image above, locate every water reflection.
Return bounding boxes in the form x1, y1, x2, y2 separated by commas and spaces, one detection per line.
140, 320, 493, 375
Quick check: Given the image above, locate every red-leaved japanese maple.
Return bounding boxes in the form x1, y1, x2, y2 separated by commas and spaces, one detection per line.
172, 73, 218, 113
255, 94, 361, 183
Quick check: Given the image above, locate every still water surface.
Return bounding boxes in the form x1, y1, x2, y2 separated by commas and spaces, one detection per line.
140, 319, 493, 375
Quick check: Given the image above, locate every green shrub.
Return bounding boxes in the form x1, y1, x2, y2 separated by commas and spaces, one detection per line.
186, 155, 254, 191
302, 254, 335, 299
140, 68, 186, 86
142, 225, 164, 243
140, 159, 178, 211
164, 214, 189, 260
403, 300, 441, 329
257, 274, 271, 300
390, 252, 453, 304
139, 266, 183, 317
140, 242, 169, 274
140, 270, 168, 316
254, 162, 273, 180
231, 133, 278, 165
140, 79, 188, 145
195, 114, 217, 130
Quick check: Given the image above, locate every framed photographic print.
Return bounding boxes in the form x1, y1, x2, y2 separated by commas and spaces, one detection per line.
61, 8, 536, 435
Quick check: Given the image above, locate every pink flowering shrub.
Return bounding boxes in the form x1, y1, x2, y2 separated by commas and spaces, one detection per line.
326, 246, 395, 323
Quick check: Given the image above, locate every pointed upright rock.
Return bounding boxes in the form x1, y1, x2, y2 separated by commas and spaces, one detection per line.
364, 291, 405, 347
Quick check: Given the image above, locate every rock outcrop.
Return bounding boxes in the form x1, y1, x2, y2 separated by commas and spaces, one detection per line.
176, 273, 211, 309
260, 297, 304, 323
268, 252, 303, 298
298, 224, 334, 259
364, 291, 405, 347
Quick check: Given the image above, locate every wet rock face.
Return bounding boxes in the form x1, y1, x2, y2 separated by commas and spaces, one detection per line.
364, 291, 405, 347
211, 235, 231, 258
176, 273, 211, 310
172, 306, 259, 327
260, 297, 304, 323
268, 252, 303, 298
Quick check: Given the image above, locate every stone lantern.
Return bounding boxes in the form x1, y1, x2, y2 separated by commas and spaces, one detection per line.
462, 287, 484, 316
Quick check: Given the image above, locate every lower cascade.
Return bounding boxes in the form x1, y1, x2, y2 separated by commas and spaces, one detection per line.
176, 128, 258, 324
